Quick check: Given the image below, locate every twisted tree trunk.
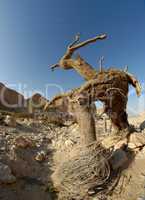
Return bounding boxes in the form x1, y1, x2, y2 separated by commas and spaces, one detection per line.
72, 96, 96, 145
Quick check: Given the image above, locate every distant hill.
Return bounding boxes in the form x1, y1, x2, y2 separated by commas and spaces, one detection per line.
0, 83, 25, 112
0, 83, 49, 113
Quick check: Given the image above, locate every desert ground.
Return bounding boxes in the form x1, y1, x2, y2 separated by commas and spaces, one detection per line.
0, 109, 144, 200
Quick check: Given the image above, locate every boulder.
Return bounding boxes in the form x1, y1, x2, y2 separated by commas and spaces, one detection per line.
27, 93, 49, 113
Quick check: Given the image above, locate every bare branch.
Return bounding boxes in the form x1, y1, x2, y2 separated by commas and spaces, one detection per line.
124, 65, 128, 72
48, 33, 107, 80
69, 33, 107, 52
68, 33, 80, 48
49, 63, 59, 71
99, 56, 104, 72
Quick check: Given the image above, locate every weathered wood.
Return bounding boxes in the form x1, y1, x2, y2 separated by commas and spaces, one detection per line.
50, 33, 107, 80
72, 95, 96, 145
48, 34, 141, 133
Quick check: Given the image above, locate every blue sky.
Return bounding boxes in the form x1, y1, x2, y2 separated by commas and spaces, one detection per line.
0, 0, 145, 114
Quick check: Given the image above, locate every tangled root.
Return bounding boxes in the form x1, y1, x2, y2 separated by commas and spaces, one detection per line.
52, 142, 115, 200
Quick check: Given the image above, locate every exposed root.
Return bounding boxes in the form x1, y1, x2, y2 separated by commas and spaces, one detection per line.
52, 142, 121, 200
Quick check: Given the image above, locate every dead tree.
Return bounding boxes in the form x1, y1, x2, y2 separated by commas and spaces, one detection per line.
49, 34, 141, 145
50, 35, 143, 200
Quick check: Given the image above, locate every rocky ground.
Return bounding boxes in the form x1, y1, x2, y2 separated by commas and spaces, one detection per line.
0, 113, 82, 200
0, 113, 144, 200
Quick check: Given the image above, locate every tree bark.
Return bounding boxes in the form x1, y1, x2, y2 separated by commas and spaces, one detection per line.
73, 99, 97, 145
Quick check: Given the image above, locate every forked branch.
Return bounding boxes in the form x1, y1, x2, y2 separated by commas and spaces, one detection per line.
68, 33, 80, 48
49, 33, 107, 80
68, 33, 107, 52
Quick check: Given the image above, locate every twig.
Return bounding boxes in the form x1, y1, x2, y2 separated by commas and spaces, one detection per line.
49, 63, 59, 71
68, 33, 80, 48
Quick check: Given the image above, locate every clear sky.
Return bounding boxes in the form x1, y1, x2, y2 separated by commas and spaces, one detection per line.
0, 0, 145, 114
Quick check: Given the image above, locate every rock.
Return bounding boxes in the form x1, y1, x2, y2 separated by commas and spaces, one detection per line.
109, 149, 128, 170
27, 93, 49, 113
114, 138, 128, 150
138, 197, 145, 200
0, 146, 6, 151
46, 95, 69, 113
35, 151, 46, 162
0, 162, 16, 184
4, 115, 16, 127
65, 139, 74, 148
102, 135, 122, 149
14, 136, 35, 149
128, 133, 145, 150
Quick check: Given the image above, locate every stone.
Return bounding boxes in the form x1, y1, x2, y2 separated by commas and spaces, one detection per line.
128, 133, 145, 150
109, 149, 128, 170
35, 151, 46, 162
64, 139, 74, 147
14, 136, 35, 149
0, 162, 16, 184
4, 115, 16, 127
